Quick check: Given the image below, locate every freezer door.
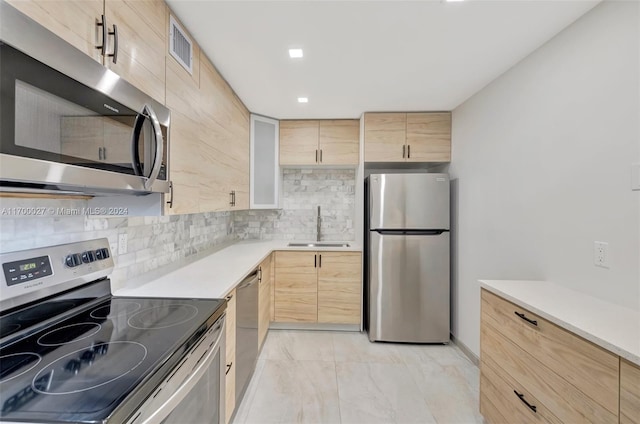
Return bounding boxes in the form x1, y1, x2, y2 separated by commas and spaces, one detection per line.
368, 230, 450, 343
369, 173, 449, 230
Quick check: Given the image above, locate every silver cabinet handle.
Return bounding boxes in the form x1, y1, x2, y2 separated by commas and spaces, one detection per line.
166, 181, 174, 208
407, 144, 410, 159
402, 145, 406, 158
98, 147, 103, 161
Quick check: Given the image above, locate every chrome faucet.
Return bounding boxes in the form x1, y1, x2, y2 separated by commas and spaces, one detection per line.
316, 206, 321, 242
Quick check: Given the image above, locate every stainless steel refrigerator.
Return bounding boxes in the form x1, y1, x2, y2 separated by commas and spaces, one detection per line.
365, 173, 450, 343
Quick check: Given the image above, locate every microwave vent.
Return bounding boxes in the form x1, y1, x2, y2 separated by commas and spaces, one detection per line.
169, 15, 193, 75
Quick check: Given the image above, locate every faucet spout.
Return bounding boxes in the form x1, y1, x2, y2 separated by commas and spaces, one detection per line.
317, 206, 321, 242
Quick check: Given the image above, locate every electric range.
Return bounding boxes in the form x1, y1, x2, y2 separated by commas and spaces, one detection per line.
0, 239, 226, 424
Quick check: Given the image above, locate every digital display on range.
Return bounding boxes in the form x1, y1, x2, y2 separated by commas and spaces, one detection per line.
3, 256, 52, 286
19, 263, 37, 271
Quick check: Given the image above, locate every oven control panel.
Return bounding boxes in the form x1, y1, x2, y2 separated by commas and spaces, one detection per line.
0, 238, 115, 309
2, 256, 52, 286
65, 248, 110, 268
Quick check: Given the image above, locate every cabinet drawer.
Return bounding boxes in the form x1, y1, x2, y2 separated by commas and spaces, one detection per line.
620, 359, 640, 424
481, 359, 560, 424
481, 322, 617, 424
481, 289, 618, 416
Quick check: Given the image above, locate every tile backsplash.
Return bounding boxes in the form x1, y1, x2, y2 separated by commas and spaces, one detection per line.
0, 168, 356, 290
234, 168, 356, 241
0, 198, 235, 291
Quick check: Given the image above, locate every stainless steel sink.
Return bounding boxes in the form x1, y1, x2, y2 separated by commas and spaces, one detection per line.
288, 242, 350, 248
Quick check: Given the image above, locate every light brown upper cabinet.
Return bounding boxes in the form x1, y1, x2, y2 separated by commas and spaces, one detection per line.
104, 0, 167, 104
8, 0, 167, 104
364, 112, 451, 162
6, 0, 104, 63
280, 120, 359, 166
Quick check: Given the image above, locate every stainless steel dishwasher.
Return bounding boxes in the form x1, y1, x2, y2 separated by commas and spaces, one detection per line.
235, 268, 259, 402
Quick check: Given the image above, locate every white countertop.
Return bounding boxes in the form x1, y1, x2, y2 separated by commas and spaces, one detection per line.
480, 280, 640, 367
115, 240, 361, 300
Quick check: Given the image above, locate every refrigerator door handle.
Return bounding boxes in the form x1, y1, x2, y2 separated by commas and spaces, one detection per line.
374, 229, 448, 236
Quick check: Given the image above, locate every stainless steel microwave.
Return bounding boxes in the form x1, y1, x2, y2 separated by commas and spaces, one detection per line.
0, 1, 170, 195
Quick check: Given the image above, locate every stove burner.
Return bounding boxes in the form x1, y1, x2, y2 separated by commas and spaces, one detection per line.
90, 301, 141, 319
1, 323, 21, 334
31, 341, 147, 395
37, 323, 102, 346
0, 353, 42, 384
16, 300, 77, 322
128, 304, 199, 330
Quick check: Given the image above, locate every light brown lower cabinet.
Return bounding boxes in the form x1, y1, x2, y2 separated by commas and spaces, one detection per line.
480, 288, 622, 424
274, 251, 361, 325
224, 289, 236, 424
620, 358, 640, 424
258, 254, 272, 348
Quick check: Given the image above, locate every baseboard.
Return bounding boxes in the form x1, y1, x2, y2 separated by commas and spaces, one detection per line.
450, 333, 479, 366
269, 322, 360, 332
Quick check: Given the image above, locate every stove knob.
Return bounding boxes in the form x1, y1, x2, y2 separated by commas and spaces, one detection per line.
73, 254, 82, 266
81, 251, 96, 263
65, 255, 76, 268
65, 359, 81, 374
81, 349, 96, 364
102, 248, 110, 259
96, 249, 104, 260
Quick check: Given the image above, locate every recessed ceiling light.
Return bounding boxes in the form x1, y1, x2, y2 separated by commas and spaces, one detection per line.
445, 0, 465, 2
289, 48, 304, 58
297, 97, 308, 103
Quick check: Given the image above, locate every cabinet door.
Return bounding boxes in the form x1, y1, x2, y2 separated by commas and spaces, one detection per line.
224, 289, 236, 424
258, 254, 272, 348
199, 53, 250, 212
104, 0, 166, 104
279, 120, 319, 166
274, 251, 318, 322
166, 111, 201, 215
6, 0, 103, 62
317, 252, 361, 324
318, 120, 359, 165
251, 115, 280, 209
363, 113, 406, 162
406, 112, 451, 162
164, 36, 201, 215
620, 359, 640, 424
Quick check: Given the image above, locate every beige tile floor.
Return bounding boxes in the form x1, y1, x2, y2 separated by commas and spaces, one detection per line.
232, 330, 483, 424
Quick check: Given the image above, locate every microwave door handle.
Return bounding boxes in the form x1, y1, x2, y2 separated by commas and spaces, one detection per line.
130, 110, 145, 176
144, 104, 164, 190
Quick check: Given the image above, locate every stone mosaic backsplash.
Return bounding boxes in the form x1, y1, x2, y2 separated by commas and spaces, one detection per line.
0, 197, 234, 291
234, 168, 356, 241
0, 168, 356, 290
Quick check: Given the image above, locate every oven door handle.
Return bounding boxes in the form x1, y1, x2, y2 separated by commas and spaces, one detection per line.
135, 318, 225, 424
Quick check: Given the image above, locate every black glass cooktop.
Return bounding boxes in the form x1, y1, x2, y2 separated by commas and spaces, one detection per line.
0, 296, 225, 423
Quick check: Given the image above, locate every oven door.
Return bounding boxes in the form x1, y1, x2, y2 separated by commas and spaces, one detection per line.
0, 2, 170, 194
127, 316, 226, 424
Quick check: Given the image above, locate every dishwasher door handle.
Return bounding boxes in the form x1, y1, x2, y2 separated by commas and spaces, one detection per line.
237, 270, 259, 289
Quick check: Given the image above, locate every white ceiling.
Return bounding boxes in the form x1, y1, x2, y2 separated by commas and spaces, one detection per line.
166, 0, 600, 119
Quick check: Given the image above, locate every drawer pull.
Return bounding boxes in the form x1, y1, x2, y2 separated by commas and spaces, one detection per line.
514, 390, 537, 413
514, 311, 538, 327
226, 362, 233, 375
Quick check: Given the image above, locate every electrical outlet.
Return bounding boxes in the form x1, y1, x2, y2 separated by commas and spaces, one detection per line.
118, 233, 128, 255
594, 241, 609, 268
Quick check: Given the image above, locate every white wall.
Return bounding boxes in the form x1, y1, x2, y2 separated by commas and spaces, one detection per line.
449, 0, 640, 356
